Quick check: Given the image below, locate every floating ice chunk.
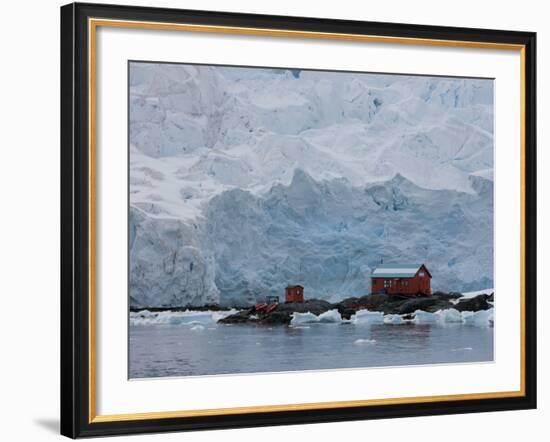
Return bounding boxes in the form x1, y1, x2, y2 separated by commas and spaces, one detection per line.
435, 308, 464, 324
190, 324, 205, 331
350, 309, 384, 325
290, 311, 320, 325
412, 310, 438, 324
129, 309, 237, 326
167, 314, 189, 325
318, 309, 342, 323
427, 308, 495, 326
462, 309, 494, 326
383, 314, 406, 324
413, 308, 494, 326
290, 309, 342, 325
187, 320, 208, 326
141, 309, 156, 317
129, 310, 158, 325
354, 338, 376, 345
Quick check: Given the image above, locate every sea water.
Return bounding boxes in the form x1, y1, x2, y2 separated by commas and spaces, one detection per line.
129, 313, 494, 378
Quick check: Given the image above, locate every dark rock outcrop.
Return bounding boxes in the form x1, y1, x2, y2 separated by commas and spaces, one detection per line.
218, 309, 255, 324
258, 311, 293, 325
217, 291, 493, 325
453, 294, 492, 312
276, 299, 333, 315
395, 297, 454, 315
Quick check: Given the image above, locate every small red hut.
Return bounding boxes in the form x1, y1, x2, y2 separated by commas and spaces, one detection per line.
371, 263, 432, 296
285, 285, 304, 303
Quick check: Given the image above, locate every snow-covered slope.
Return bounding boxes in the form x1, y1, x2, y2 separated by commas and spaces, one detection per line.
129, 62, 494, 307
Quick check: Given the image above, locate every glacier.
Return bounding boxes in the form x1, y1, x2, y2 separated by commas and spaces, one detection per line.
128, 62, 494, 308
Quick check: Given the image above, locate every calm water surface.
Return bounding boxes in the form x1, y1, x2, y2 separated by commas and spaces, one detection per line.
129, 321, 493, 378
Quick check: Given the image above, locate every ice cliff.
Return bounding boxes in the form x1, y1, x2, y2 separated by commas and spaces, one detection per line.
128, 62, 494, 307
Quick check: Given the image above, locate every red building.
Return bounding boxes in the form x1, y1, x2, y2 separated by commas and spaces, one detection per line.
285, 285, 304, 303
371, 263, 432, 296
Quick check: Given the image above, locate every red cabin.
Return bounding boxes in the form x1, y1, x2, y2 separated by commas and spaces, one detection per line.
371, 264, 432, 296
285, 285, 304, 303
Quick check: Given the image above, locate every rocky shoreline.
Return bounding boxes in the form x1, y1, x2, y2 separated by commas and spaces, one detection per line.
218, 292, 494, 326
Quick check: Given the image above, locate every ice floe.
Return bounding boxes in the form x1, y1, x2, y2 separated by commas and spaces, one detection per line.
290, 309, 342, 325
413, 308, 493, 326
131, 306, 493, 328
130, 309, 238, 326
318, 310, 343, 323
349, 310, 384, 325
354, 338, 377, 345
383, 314, 407, 325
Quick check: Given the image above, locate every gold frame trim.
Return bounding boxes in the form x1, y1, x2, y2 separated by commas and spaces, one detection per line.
88, 18, 527, 424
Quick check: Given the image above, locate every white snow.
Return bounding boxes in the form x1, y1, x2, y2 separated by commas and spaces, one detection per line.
130, 64, 494, 222
350, 309, 384, 325
460, 288, 494, 298
450, 288, 494, 304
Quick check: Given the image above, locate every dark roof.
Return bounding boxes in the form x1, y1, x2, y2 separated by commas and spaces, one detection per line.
286, 285, 304, 289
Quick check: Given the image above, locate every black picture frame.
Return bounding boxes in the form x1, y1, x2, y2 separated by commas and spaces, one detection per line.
61, 2, 537, 438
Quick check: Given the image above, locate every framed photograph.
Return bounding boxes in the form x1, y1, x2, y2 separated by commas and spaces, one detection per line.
60, 2, 537, 438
